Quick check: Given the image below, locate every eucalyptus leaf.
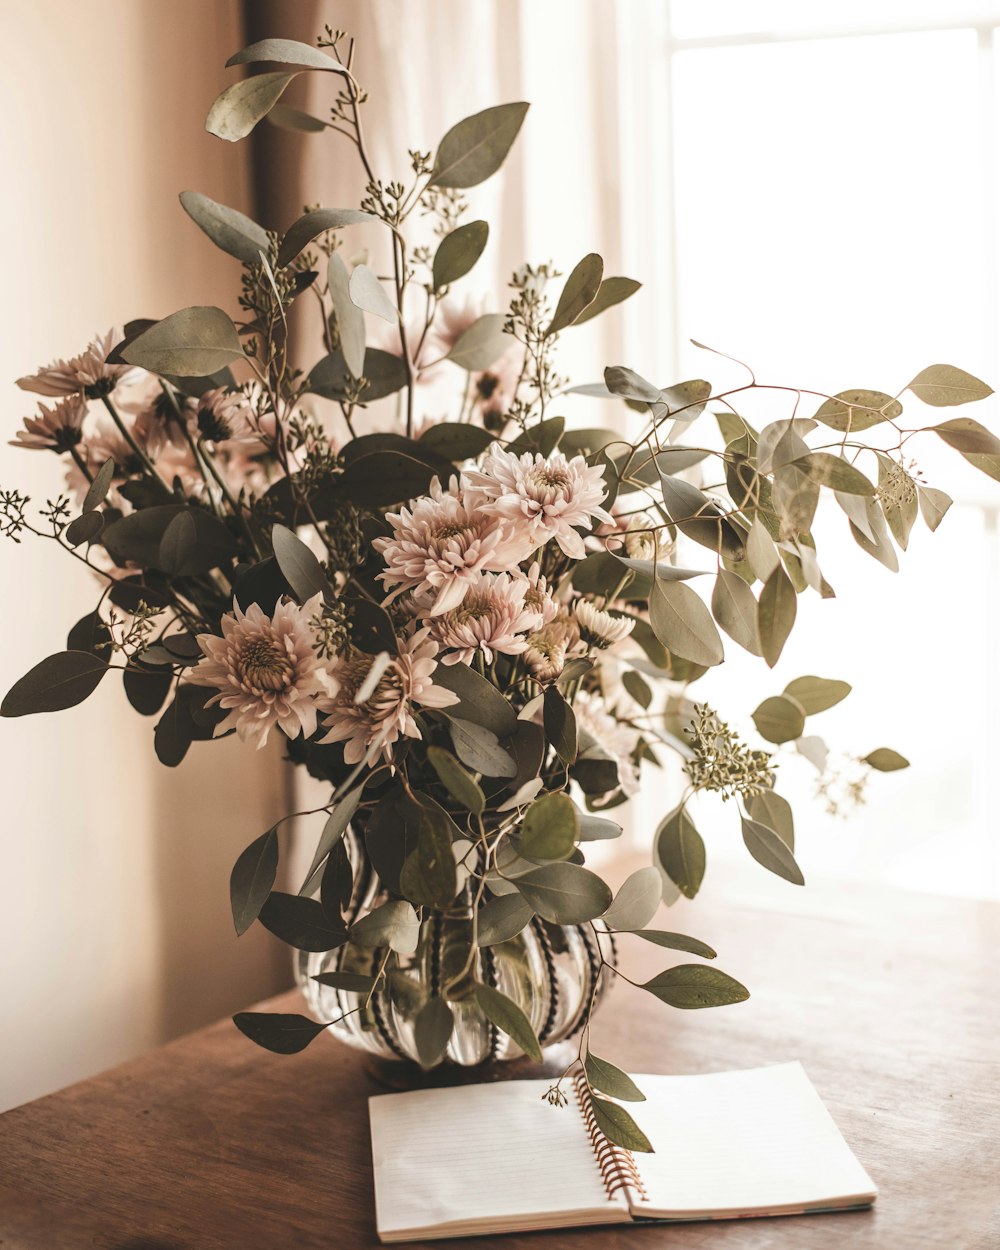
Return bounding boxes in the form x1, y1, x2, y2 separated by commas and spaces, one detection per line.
350, 900, 420, 955
655, 806, 705, 899
751, 694, 805, 744
419, 422, 493, 461
931, 417, 1000, 483
427, 745, 484, 814
271, 524, 328, 604
258, 892, 348, 951
585, 1053, 645, 1102
543, 685, 577, 765
230, 827, 279, 936
546, 253, 603, 336
746, 516, 779, 581
573, 277, 641, 325
641, 964, 750, 1010
179, 191, 270, 264
514, 862, 612, 924
473, 982, 542, 1060
233, 1011, 329, 1054
604, 365, 660, 403
520, 791, 578, 860
799, 452, 875, 495
864, 747, 910, 771
812, 389, 901, 433
399, 799, 459, 910
207, 71, 296, 142
741, 817, 805, 885
477, 893, 534, 946
434, 664, 517, 736
602, 866, 662, 931
327, 252, 366, 378
349, 263, 397, 322
907, 364, 993, 407
849, 498, 899, 571
299, 787, 363, 895
627, 930, 717, 959
783, 675, 850, 715
590, 1096, 653, 1153
505, 416, 565, 456
577, 814, 624, 841
277, 207, 377, 268
446, 313, 510, 371
226, 38, 349, 73
267, 104, 327, 132
431, 102, 529, 188
432, 220, 489, 290
2, 651, 109, 717
311, 971, 381, 994
711, 570, 761, 656
649, 580, 724, 667
449, 718, 517, 778
748, 791, 795, 850
121, 306, 244, 377
65, 511, 104, 548
757, 564, 796, 668
622, 669, 652, 709
82, 457, 115, 512
336, 449, 436, 504
414, 997, 454, 1068
917, 485, 953, 532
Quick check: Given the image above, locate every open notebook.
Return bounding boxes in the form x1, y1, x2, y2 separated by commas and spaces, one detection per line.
368, 1062, 876, 1242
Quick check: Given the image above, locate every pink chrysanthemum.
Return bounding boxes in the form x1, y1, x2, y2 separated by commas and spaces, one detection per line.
373, 477, 533, 616
428, 571, 543, 666
196, 387, 267, 449
522, 560, 560, 627
11, 397, 89, 452
573, 689, 640, 797
317, 628, 458, 764
17, 330, 138, 398
463, 447, 614, 559
188, 594, 331, 749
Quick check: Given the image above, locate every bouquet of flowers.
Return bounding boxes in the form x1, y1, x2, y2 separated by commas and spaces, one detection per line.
5, 29, 997, 1148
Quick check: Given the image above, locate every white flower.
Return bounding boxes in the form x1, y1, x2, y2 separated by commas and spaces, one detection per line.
373, 477, 533, 615
574, 599, 636, 649
318, 628, 458, 764
523, 622, 570, 684
463, 446, 614, 559
10, 397, 89, 452
17, 330, 139, 398
573, 689, 641, 797
188, 595, 331, 749
427, 571, 544, 666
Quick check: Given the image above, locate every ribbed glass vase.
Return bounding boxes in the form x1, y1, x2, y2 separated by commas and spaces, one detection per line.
294, 827, 614, 1073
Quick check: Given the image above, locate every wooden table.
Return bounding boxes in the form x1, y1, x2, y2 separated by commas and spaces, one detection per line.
2, 873, 998, 1250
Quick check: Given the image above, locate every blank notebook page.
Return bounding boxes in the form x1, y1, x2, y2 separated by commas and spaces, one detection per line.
369, 1080, 627, 1240
628, 1062, 876, 1218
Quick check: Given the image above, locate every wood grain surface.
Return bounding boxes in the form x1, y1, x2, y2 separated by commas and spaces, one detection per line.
1, 872, 998, 1250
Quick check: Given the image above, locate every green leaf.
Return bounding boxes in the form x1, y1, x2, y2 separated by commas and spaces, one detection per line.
233, 1011, 328, 1054
123, 662, 173, 718
326, 252, 366, 379
585, 1054, 645, 1102
520, 792, 578, 860
748, 791, 794, 850
711, 570, 761, 656
226, 38, 348, 73
65, 511, 104, 548
514, 862, 612, 924
432, 220, 489, 290
604, 365, 660, 403
399, 799, 459, 910
907, 364, 993, 407
649, 580, 724, 667
543, 686, 577, 765
266, 104, 327, 132
179, 191, 269, 264
349, 263, 396, 322
82, 458, 115, 512
271, 524, 328, 604
414, 997, 454, 1068
641, 964, 750, 1010
864, 747, 910, 772
812, 389, 902, 433
572, 277, 641, 326
121, 306, 244, 377
477, 893, 534, 946
472, 983, 542, 1060
931, 417, 1000, 482
311, 971, 381, 994
434, 663, 517, 736
546, 253, 603, 336
590, 1096, 653, 1153
258, 893, 348, 951
299, 787, 364, 896
741, 817, 805, 885
320, 838, 353, 922
751, 694, 805, 744
849, 498, 900, 571
799, 452, 875, 495
746, 515, 779, 582
431, 102, 529, 188
783, 676, 851, 715
276, 207, 377, 268
449, 718, 517, 778
419, 422, 493, 461
655, 806, 705, 899
206, 71, 296, 143
2, 651, 109, 717
602, 866, 662, 931
336, 449, 436, 505
772, 462, 819, 536
350, 900, 420, 955
657, 472, 745, 560
757, 564, 796, 668
446, 313, 510, 371
427, 746, 484, 814
577, 814, 623, 842
917, 485, 953, 532
627, 930, 717, 959
505, 415, 565, 456
622, 669, 652, 709
230, 828, 279, 936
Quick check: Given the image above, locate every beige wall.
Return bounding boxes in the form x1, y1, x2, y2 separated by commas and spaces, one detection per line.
0, 1, 291, 1112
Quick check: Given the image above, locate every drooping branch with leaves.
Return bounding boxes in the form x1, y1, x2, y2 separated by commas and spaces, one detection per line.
4, 30, 998, 1150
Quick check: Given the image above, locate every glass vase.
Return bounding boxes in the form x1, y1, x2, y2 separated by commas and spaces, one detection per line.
294, 826, 615, 1075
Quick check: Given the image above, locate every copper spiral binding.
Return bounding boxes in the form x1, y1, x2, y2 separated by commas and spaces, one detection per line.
571, 1070, 649, 1204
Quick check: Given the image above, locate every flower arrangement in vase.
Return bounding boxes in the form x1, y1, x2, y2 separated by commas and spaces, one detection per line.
4, 27, 998, 1148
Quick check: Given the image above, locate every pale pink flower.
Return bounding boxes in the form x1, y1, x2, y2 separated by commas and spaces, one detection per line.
573, 689, 641, 797
196, 387, 267, 449
317, 628, 458, 764
523, 623, 569, 684
17, 330, 139, 398
428, 571, 543, 666
118, 376, 196, 455
430, 294, 484, 355
373, 477, 533, 616
11, 396, 89, 452
464, 447, 614, 559
188, 594, 331, 749
522, 561, 560, 628
470, 347, 523, 429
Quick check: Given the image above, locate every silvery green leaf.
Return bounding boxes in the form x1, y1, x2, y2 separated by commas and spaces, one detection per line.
835, 489, 876, 541
327, 252, 366, 378
546, 253, 603, 336
627, 930, 717, 959
604, 365, 659, 403
799, 452, 875, 495
864, 747, 910, 771
350, 900, 420, 955
572, 276, 641, 325
434, 661, 517, 736
849, 498, 899, 571
2, 650, 109, 718
757, 564, 796, 668
299, 787, 364, 895
520, 792, 578, 860
741, 817, 805, 885
226, 38, 348, 72
711, 570, 761, 656
446, 313, 510, 371
590, 1097, 653, 1153
930, 416, 1000, 482
746, 515, 779, 581
514, 862, 612, 924
414, 997, 454, 1068
751, 694, 805, 744
431, 102, 529, 188
266, 104, 327, 132
179, 191, 270, 264
277, 207, 377, 268
432, 220, 489, 290
649, 580, 724, 667
602, 866, 662, 932
813, 389, 901, 432
230, 828, 279, 936
449, 718, 517, 778
783, 676, 851, 715
477, 893, 534, 946
748, 791, 794, 850
577, 814, 623, 841
585, 1053, 646, 1102
349, 263, 396, 322
756, 421, 812, 475
121, 306, 244, 376
641, 965, 750, 1009
271, 524, 329, 604
82, 458, 115, 512
907, 364, 992, 407
796, 735, 829, 772
206, 71, 296, 142
917, 485, 952, 532
654, 806, 705, 899
472, 983, 542, 1060
427, 746, 484, 814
